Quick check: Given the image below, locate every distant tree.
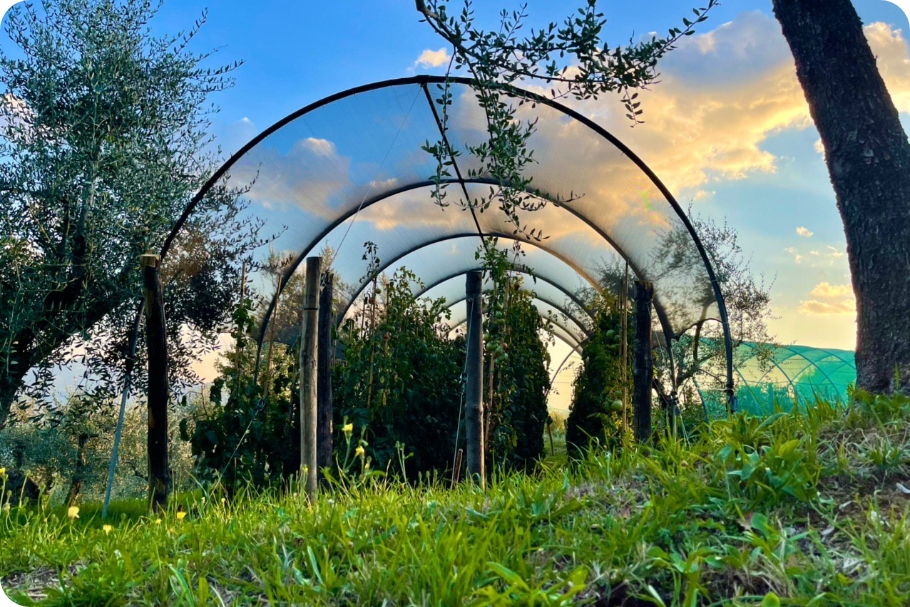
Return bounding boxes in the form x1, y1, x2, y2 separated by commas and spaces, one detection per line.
333, 263, 465, 478
481, 242, 551, 471
772, 0, 910, 395
0, 0, 262, 429
565, 296, 628, 457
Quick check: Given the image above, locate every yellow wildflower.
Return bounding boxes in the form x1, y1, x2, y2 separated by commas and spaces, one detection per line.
67, 506, 79, 520
176, 511, 187, 521
343, 423, 353, 434
355, 446, 365, 458
0, 467, 6, 478
154, 518, 162, 525
103, 524, 113, 535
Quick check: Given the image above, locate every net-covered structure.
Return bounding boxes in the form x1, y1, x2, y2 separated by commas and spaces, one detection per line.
156, 76, 735, 398
700, 343, 856, 418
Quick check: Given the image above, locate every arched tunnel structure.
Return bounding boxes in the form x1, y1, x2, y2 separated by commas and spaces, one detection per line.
157, 75, 735, 405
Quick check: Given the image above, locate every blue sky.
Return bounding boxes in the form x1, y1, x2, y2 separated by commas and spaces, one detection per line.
3, 0, 910, 408
134, 0, 909, 352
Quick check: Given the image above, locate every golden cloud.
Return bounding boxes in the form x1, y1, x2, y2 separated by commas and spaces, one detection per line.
798, 299, 855, 316
800, 282, 855, 316
809, 282, 853, 299
566, 13, 910, 196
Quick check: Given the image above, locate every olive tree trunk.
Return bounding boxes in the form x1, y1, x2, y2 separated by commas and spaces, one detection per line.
772, 0, 910, 394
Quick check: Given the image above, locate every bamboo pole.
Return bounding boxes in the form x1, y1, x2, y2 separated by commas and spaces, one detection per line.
299, 257, 321, 501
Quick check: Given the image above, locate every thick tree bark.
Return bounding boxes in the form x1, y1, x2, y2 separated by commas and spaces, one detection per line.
773, 0, 910, 394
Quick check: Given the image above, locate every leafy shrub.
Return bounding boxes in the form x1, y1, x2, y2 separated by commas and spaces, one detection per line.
565, 297, 629, 456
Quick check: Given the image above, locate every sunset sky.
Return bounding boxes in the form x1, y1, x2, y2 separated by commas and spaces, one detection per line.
136, 0, 909, 351
3, 0, 909, 409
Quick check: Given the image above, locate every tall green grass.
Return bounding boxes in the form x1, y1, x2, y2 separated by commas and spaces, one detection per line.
2, 394, 909, 606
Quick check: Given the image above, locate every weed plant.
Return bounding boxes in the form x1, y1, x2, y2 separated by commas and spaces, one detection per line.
2, 393, 909, 605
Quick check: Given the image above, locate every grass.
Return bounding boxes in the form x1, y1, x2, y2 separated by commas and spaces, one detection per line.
1, 392, 909, 606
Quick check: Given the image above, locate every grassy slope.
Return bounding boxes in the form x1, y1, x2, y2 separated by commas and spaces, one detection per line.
1, 393, 909, 606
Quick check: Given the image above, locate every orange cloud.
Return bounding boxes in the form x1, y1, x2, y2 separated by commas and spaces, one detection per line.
800, 282, 855, 316
798, 300, 855, 316
809, 282, 853, 299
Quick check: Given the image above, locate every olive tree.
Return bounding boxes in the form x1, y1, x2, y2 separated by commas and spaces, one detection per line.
0, 0, 262, 428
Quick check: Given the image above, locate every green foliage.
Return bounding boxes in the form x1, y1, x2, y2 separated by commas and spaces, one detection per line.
0, 0, 261, 424
184, 296, 300, 490
565, 295, 630, 456
418, 0, 718, 238
481, 242, 551, 472
0, 394, 195, 505
333, 262, 464, 478
4, 397, 910, 605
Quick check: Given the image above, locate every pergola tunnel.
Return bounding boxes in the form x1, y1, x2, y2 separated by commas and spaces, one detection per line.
112, 76, 737, 507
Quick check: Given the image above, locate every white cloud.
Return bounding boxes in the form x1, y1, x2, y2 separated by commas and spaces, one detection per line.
796, 226, 814, 238
415, 48, 451, 68
300, 137, 337, 157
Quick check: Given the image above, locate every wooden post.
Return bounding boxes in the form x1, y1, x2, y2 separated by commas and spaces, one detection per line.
465, 271, 485, 487
633, 281, 654, 444
300, 256, 321, 501
317, 271, 334, 485
140, 254, 170, 511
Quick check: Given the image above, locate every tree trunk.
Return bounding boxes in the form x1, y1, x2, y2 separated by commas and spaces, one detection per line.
65, 433, 90, 507
772, 0, 910, 394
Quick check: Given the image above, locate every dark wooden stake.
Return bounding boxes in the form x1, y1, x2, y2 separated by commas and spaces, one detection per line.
633, 281, 654, 444
317, 271, 334, 485
465, 271, 485, 487
300, 256, 321, 501
140, 253, 170, 511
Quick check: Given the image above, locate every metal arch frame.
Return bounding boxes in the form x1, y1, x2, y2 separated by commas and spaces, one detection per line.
444, 293, 591, 346
255, 176, 676, 354
547, 342, 585, 393
335, 230, 603, 330
160, 75, 732, 403
449, 309, 586, 353
773, 345, 849, 401
449, 318, 587, 391
749, 345, 840, 395
738, 342, 800, 400
409, 256, 596, 321
781, 345, 856, 380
